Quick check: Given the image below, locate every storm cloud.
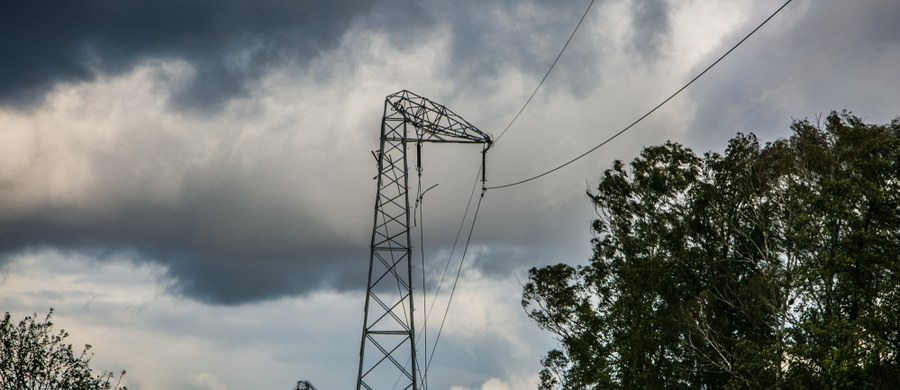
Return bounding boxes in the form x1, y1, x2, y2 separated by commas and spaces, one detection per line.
2, 0, 899, 308
0, 0, 426, 110
0, 0, 648, 304
2, 1, 899, 388
0, 0, 678, 111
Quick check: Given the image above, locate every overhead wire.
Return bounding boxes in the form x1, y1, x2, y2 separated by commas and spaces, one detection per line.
493, 0, 597, 145
424, 169, 480, 320
421, 166, 481, 377
426, 182, 487, 373
415, 159, 429, 389
487, 0, 793, 190
420, 0, 597, 372
413, 0, 794, 380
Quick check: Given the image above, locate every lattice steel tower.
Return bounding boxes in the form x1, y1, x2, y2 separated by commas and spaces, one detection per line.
357, 90, 491, 390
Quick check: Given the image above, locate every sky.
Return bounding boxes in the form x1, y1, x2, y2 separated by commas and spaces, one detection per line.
1, 0, 899, 389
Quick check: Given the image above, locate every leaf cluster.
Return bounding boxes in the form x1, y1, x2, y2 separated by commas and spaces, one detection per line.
523, 112, 900, 389
0, 309, 127, 390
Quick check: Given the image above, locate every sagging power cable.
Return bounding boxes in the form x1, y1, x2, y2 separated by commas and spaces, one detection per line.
427, 180, 487, 373
487, 0, 793, 190
420, 1, 597, 372
494, 0, 596, 145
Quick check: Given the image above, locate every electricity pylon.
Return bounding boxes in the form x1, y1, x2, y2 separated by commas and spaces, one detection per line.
357, 90, 491, 390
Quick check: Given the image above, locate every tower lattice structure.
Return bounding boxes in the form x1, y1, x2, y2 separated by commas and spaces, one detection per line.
357, 90, 491, 390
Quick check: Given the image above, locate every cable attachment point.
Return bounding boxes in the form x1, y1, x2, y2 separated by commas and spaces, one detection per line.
481, 145, 489, 193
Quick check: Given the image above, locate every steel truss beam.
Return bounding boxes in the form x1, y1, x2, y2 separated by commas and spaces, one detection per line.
357, 91, 491, 390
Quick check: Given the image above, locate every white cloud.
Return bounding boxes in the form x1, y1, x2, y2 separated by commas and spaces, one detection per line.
0, 247, 549, 390
480, 377, 511, 390
189, 373, 228, 390
2, 1, 899, 389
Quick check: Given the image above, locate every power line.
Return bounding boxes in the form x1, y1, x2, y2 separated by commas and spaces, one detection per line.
493, 0, 596, 144
487, 0, 793, 190
415, 174, 430, 388
419, 2, 596, 368
421, 0, 596, 369
426, 183, 487, 373
422, 167, 481, 377
424, 169, 479, 324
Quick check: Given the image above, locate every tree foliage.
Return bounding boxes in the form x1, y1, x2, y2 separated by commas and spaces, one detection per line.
0, 309, 127, 390
523, 112, 900, 389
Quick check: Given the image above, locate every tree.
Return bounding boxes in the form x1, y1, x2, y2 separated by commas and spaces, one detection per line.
0, 309, 127, 390
523, 111, 900, 389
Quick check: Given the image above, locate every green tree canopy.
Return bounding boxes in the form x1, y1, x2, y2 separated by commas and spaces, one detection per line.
523, 111, 900, 389
0, 309, 127, 390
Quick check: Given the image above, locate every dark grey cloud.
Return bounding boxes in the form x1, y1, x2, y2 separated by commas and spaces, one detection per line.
0, 0, 664, 306
436, 1, 592, 79
4, 1, 898, 387
628, 0, 672, 59
0, 189, 365, 304
1, 0, 671, 112
685, 0, 900, 149
9, 0, 880, 308
0, 0, 428, 110
0, 101, 382, 305
434, 0, 677, 102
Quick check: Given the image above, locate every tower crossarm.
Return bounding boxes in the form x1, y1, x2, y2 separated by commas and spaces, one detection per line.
385, 90, 493, 146
358, 90, 489, 390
